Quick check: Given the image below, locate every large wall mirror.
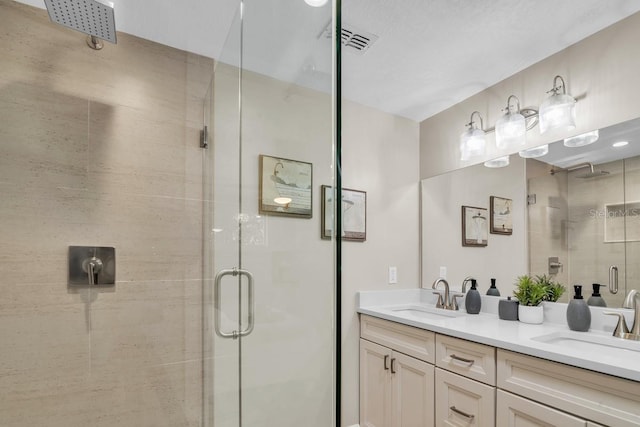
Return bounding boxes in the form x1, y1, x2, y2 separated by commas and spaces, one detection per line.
421, 117, 640, 308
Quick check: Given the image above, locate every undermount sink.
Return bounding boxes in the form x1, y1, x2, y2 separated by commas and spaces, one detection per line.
531, 330, 640, 357
390, 305, 465, 320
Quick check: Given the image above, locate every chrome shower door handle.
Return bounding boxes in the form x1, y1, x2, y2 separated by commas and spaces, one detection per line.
214, 268, 255, 339
609, 265, 619, 294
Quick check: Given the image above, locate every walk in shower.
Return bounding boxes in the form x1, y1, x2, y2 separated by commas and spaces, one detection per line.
0, 0, 339, 425
203, 1, 339, 426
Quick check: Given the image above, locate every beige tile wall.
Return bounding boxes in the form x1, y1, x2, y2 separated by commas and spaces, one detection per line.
0, 1, 213, 426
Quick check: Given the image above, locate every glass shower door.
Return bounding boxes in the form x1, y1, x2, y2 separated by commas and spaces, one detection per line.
204, 0, 337, 426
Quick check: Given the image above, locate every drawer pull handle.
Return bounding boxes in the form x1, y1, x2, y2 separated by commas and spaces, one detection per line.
390, 358, 397, 374
450, 406, 475, 420
383, 355, 389, 370
450, 354, 475, 366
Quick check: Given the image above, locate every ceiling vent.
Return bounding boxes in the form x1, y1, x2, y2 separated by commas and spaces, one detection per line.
320, 23, 378, 55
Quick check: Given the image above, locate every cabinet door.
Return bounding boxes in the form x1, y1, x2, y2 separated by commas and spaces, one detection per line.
360, 339, 392, 427
392, 351, 434, 427
496, 390, 586, 427
435, 368, 495, 427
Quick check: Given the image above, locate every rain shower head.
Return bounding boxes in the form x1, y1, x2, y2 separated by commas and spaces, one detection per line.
44, 0, 117, 46
577, 169, 610, 179
567, 162, 610, 178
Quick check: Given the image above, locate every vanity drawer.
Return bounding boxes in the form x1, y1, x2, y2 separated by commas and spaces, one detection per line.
435, 333, 496, 386
497, 349, 640, 427
360, 315, 435, 364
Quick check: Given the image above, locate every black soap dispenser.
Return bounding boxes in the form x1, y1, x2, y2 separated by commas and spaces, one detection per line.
486, 278, 501, 296
587, 283, 607, 307
465, 279, 481, 314
567, 285, 591, 332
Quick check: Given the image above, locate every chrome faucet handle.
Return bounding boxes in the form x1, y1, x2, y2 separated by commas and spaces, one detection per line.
603, 312, 629, 338
451, 294, 464, 311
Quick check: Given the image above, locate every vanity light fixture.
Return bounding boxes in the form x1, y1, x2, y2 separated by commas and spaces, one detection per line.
460, 111, 486, 160
484, 155, 510, 168
519, 144, 549, 158
612, 141, 629, 148
539, 75, 576, 134
564, 129, 599, 147
495, 95, 526, 149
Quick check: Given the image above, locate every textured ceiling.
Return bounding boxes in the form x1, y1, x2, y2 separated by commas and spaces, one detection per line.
14, 0, 640, 122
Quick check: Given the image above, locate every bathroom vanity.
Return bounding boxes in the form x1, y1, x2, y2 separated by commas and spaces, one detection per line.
358, 290, 640, 426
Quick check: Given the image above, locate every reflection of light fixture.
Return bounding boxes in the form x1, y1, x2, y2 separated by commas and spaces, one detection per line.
495, 95, 526, 149
613, 141, 629, 148
564, 129, 599, 147
304, 0, 328, 6
460, 111, 486, 160
274, 197, 292, 206
519, 144, 549, 158
484, 156, 510, 168
539, 75, 576, 134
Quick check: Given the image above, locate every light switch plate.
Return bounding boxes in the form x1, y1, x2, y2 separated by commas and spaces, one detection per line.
388, 266, 397, 284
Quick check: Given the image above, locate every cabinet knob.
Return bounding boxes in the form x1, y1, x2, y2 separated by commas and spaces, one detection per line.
383, 355, 390, 370
390, 358, 396, 374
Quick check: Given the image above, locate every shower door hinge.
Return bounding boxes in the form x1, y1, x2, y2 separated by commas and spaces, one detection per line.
527, 194, 537, 205
200, 125, 209, 149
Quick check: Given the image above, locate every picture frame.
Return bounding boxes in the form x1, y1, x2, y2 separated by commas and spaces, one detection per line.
321, 185, 367, 241
259, 154, 312, 218
490, 196, 513, 235
462, 205, 488, 247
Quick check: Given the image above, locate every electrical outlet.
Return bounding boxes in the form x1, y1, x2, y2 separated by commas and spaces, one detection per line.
388, 266, 397, 284
439, 266, 447, 279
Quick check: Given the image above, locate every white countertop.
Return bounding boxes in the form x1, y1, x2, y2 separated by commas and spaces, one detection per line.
357, 289, 640, 382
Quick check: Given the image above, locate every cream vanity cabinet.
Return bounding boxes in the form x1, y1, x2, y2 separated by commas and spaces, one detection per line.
360, 315, 640, 426
497, 349, 640, 426
360, 315, 435, 427
434, 334, 496, 426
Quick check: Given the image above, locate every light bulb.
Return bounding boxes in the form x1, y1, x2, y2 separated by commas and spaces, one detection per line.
495, 111, 526, 149
539, 93, 576, 134
460, 128, 486, 160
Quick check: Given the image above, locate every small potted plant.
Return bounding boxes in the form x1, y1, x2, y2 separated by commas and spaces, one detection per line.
513, 275, 546, 324
535, 274, 566, 303
513, 275, 566, 324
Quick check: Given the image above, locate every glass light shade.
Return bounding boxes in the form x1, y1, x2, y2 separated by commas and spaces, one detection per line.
495, 112, 526, 149
519, 144, 549, 158
563, 129, 599, 147
304, 0, 328, 6
613, 141, 629, 148
539, 93, 576, 134
484, 156, 510, 168
460, 128, 486, 161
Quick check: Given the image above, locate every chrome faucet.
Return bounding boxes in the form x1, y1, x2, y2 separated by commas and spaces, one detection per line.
462, 276, 474, 293
631, 293, 640, 338
604, 292, 640, 341
432, 278, 454, 310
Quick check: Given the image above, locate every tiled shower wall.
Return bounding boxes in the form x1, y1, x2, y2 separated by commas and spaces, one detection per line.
0, 1, 213, 426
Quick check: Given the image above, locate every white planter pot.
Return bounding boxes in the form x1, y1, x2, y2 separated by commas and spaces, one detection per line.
518, 304, 544, 324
